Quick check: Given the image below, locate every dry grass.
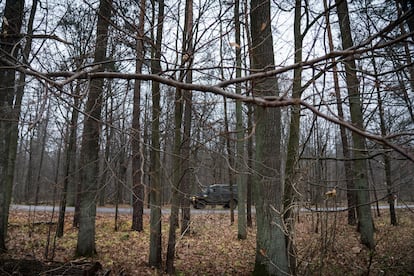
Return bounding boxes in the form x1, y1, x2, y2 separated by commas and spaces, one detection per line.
3, 208, 414, 275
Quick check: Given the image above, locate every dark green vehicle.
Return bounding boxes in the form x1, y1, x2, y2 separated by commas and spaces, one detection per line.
190, 184, 238, 209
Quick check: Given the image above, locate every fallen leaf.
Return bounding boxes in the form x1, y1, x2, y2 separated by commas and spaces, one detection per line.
229, 42, 240, 48
351, 246, 361, 254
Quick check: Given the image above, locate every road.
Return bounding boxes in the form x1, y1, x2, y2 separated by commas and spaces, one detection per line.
9, 204, 235, 215
10, 203, 414, 215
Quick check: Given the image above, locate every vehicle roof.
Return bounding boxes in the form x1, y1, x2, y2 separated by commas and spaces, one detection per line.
209, 184, 238, 187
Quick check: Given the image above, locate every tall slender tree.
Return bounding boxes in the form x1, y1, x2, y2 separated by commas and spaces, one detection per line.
57, 81, 80, 237
323, 0, 356, 226
149, 0, 164, 268
234, 0, 247, 240
0, 0, 24, 252
166, 0, 193, 272
131, 0, 146, 232
250, 0, 289, 274
335, 0, 375, 249
180, 39, 193, 237
283, 0, 303, 272
76, 0, 112, 256
372, 59, 398, 225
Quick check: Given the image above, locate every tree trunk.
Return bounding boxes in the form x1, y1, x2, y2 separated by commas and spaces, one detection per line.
250, 0, 289, 274
335, 0, 375, 250
34, 108, 50, 207
323, 0, 356, 226
373, 59, 397, 225
131, 0, 146, 232
223, 97, 235, 224
218, 2, 235, 224
179, 0, 193, 237
5, 0, 38, 240
244, 0, 254, 228
180, 84, 193, 236
166, 1, 193, 271
283, 0, 302, 272
166, 80, 183, 275
148, 0, 164, 268
76, 0, 112, 257
235, 0, 247, 240
0, 0, 24, 252
58, 80, 81, 237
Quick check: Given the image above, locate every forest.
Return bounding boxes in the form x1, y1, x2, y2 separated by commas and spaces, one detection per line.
0, 0, 414, 275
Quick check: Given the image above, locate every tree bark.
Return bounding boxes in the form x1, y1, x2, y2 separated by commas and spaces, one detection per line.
148, 0, 164, 268
323, 0, 356, 226
131, 0, 146, 232
223, 97, 235, 224
165, 75, 183, 275
76, 0, 112, 257
0, 0, 24, 252
335, 0, 375, 250
373, 59, 397, 225
250, 0, 289, 274
235, 0, 247, 240
166, 0, 193, 271
283, 0, 302, 272
60, 80, 80, 235
179, 0, 193, 238
180, 83, 193, 235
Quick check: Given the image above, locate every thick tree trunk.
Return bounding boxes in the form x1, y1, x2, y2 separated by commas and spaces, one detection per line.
76, 0, 112, 257
335, 0, 375, 250
250, 0, 289, 274
0, 0, 24, 252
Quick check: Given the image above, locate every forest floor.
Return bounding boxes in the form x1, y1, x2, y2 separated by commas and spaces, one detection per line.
2, 207, 414, 275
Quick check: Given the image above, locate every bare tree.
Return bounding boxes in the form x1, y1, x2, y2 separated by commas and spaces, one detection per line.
0, 0, 24, 252
76, 0, 113, 257
250, 0, 289, 274
131, 0, 146, 232
282, 0, 303, 272
335, 0, 375, 249
235, 0, 247, 240
322, 0, 357, 226
148, 0, 164, 268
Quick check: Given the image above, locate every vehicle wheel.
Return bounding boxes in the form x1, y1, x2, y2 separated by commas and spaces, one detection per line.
196, 200, 206, 209
227, 199, 237, 209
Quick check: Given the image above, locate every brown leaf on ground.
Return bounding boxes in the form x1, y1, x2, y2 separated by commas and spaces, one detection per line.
3, 208, 414, 275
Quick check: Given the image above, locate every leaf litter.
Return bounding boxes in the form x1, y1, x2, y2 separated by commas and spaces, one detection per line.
3, 209, 413, 275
